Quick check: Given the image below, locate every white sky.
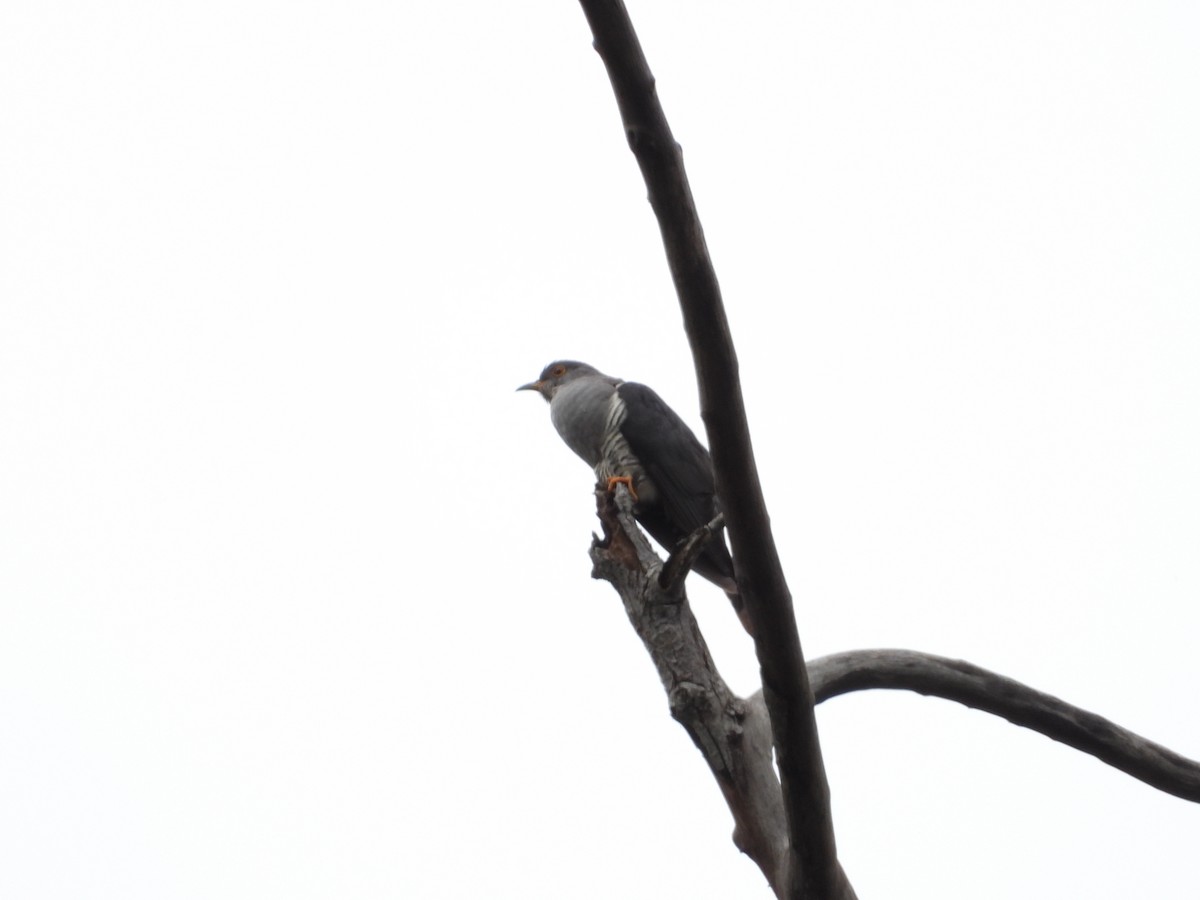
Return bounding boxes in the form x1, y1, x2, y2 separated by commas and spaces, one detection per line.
2, 2, 1198, 898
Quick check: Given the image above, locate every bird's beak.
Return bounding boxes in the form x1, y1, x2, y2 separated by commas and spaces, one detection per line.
516, 381, 552, 400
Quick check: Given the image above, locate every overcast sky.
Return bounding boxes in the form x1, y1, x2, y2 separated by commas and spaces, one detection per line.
3, 2, 1198, 898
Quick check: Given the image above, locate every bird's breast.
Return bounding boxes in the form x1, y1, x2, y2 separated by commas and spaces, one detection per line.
549, 378, 617, 467
550, 382, 654, 502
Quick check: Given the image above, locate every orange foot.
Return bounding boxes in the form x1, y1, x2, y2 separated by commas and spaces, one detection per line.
605, 475, 638, 501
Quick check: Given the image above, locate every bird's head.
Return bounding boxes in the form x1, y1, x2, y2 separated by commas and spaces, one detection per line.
517, 360, 602, 402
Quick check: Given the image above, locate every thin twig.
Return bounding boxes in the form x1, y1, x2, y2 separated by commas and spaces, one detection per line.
659, 513, 724, 593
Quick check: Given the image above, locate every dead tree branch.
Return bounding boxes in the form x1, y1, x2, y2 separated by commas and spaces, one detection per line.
807, 649, 1200, 803
659, 513, 724, 594
575, 2, 847, 898
588, 497, 1200, 900
590, 485, 798, 896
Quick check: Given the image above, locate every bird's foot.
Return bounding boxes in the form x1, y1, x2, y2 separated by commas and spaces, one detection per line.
605, 475, 638, 501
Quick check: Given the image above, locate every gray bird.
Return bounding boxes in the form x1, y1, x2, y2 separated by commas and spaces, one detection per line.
519, 360, 740, 611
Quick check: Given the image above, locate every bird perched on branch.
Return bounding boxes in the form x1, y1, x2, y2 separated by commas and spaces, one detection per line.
519, 360, 740, 614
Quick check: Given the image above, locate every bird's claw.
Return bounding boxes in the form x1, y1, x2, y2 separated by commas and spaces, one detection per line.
605, 475, 638, 501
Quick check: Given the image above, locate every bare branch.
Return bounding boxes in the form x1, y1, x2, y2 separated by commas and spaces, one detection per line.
808, 649, 1200, 804
575, 3, 847, 897
590, 486, 789, 894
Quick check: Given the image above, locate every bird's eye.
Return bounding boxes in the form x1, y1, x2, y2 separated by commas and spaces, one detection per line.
551, 364, 567, 377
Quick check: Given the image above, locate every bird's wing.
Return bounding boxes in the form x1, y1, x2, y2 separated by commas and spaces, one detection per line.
616, 381, 718, 535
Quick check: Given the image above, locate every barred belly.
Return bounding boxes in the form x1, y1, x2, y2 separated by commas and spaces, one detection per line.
596, 390, 657, 506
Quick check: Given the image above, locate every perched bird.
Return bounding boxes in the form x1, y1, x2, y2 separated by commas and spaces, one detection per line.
519, 360, 740, 610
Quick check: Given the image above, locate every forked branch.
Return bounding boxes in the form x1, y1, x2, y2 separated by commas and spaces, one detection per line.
591, 495, 1200, 899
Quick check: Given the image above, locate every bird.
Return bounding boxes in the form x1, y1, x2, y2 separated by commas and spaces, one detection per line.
519, 360, 740, 613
